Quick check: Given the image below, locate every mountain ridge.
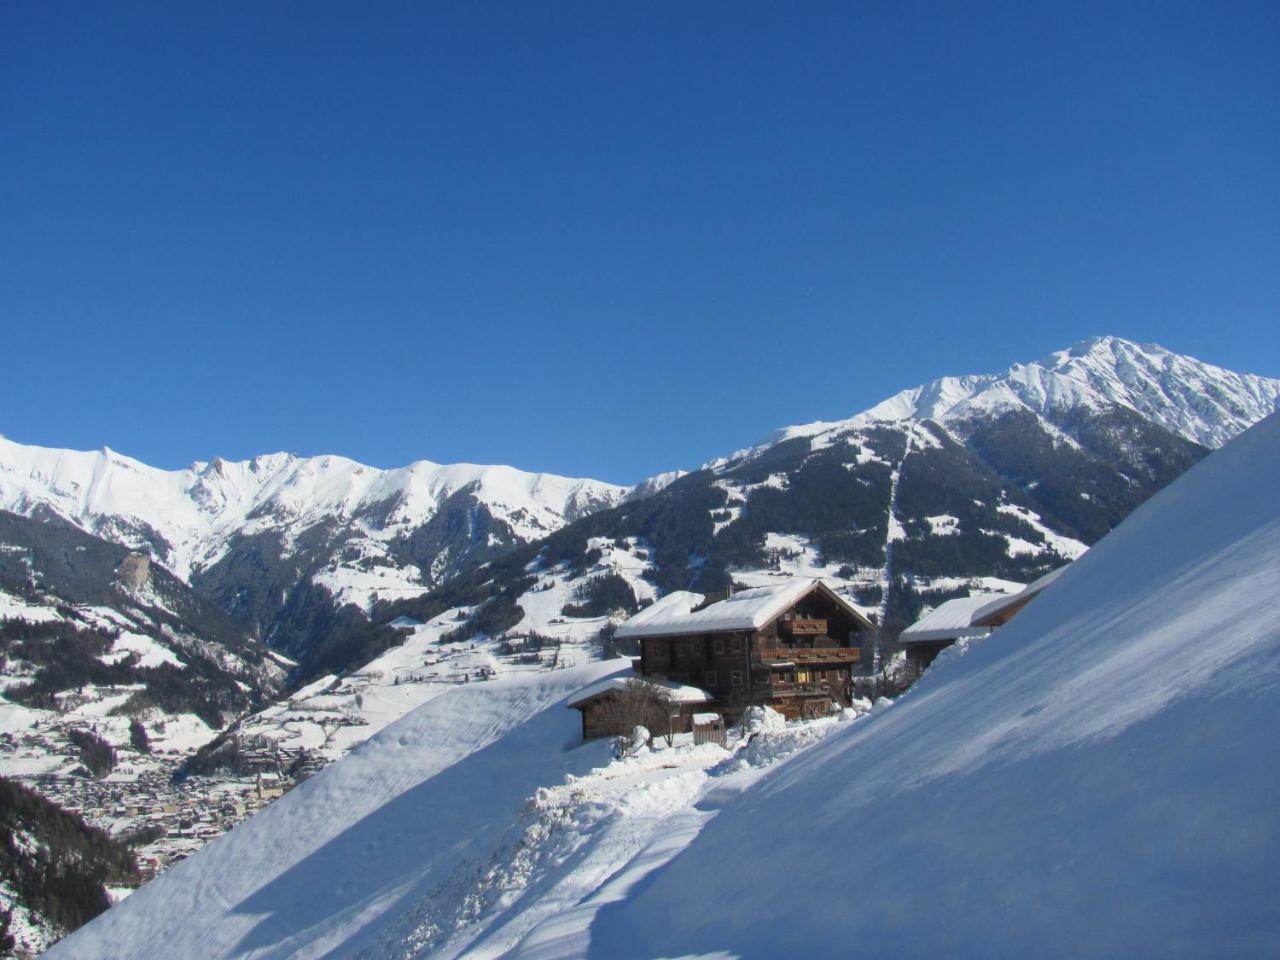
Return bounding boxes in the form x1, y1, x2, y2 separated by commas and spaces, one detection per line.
1, 335, 1275, 668
720, 335, 1279, 467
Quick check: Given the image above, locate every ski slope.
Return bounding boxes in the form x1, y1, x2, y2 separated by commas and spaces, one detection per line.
583, 412, 1280, 959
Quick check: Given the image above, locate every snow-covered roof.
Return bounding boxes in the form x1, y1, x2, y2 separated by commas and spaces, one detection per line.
972, 565, 1070, 626
691, 712, 723, 725
565, 675, 713, 710
613, 591, 705, 638
615, 579, 870, 639
898, 595, 1002, 644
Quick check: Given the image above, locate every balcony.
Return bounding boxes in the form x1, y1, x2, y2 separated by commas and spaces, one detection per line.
759, 646, 860, 664
769, 681, 840, 697
782, 617, 827, 636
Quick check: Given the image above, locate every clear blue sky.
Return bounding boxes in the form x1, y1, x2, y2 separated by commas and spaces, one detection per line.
2, 2, 1277, 483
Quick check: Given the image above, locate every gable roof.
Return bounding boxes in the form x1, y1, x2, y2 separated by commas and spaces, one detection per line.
612, 590, 705, 637
899, 594, 1003, 644
566, 675, 713, 710
615, 578, 873, 640
971, 565, 1070, 627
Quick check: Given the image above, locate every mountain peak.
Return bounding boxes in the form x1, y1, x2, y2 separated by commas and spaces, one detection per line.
732, 336, 1279, 464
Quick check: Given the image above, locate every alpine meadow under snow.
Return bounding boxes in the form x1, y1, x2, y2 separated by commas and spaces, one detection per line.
46, 407, 1280, 958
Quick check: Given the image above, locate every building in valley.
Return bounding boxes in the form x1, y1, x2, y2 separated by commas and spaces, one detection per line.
570, 579, 875, 738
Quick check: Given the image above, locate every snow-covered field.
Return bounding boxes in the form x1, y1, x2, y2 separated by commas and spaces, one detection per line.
43, 659, 627, 959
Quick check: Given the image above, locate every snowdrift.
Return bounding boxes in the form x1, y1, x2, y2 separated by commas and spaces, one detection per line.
45, 661, 622, 960
585, 413, 1280, 959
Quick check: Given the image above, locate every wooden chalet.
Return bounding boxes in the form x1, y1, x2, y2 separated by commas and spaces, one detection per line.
594, 579, 874, 729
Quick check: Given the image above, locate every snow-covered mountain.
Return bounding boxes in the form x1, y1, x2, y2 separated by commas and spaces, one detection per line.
1, 334, 1273, 721
202, 335, 1270, 814
1, 336, 1274, 669
46, 409, 1280, 959
0, 438, 628, 584
0, 438, 629, 659
372, 337, 1277, 678
8, 336, 1279, 954
735, 334, 1280, 460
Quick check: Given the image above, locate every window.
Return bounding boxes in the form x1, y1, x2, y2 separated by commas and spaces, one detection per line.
705, 670, 718, 686
728, 637, 742, 654
731, 670, 743, 687
712, 637, 724, 655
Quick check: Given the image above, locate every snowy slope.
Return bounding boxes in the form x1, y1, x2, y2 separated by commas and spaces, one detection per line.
44, 411, 1280, 960
44, 659, 625, 960
730, 335, 1280, 461
578, 411, 1280, 959
0, 436, 628, 585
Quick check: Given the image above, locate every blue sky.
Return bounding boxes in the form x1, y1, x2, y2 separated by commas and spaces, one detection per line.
2, 2, 1277, 483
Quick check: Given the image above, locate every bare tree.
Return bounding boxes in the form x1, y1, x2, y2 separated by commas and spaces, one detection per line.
610, 679, 678, 755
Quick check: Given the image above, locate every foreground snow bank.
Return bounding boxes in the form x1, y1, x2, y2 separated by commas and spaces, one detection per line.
365, 709, 863, 959
585, 413, 1280, 959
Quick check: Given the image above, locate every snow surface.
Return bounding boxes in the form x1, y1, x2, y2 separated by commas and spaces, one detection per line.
565, 675, 712, 709
49, 412, 1280, 959
582, 412, 1280, 958
971, 563, 1071, 625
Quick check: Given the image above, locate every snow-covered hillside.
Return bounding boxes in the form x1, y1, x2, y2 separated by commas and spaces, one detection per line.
581, 411, 1280, 959
49, 412, 1280, 959
3, 337, 1274, 597
43, 659, 627, 959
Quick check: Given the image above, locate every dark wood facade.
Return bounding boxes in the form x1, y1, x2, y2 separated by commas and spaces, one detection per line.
637, 583, 870, 722
574, 690, 709, 741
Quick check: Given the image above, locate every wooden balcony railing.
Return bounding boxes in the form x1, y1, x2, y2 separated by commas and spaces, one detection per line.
782, 618, 827, 636
769, 681, 840, 696
759, 647, 860, 663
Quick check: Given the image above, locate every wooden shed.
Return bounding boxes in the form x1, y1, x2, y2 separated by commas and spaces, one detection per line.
567, 675, 713, 741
